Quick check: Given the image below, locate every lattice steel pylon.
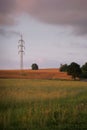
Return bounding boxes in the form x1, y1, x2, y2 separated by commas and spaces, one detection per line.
18, 34, 25, 70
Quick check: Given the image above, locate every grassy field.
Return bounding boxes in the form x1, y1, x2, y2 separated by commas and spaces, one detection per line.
0, 79, 87, 130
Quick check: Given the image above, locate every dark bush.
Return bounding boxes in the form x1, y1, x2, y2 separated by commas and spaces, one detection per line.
31, 63, 39, 70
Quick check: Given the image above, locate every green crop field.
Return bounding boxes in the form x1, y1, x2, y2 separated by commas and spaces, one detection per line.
0, 79, 87, 130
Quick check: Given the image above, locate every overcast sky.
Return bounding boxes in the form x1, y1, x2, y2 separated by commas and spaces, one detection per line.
0, 0, 87, 69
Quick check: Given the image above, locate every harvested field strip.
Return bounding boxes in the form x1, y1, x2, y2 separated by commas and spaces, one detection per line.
0, 69, 72, 79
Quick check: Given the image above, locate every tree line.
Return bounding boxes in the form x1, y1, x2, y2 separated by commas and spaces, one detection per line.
31, 62, 87, 80
60, 62, 87, 80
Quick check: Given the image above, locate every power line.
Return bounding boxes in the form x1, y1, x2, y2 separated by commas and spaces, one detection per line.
18, 34, 25, 70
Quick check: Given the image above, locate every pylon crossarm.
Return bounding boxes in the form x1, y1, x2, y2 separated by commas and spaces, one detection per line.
18, 39, 25, 44
18, 50, 25, 54
18, 45, 25, 48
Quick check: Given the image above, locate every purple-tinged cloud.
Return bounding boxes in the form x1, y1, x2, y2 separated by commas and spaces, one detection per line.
24, 0, 87, 35
0, 0, 87, 35
0, 0, 16, 14
0, 0, 17, 25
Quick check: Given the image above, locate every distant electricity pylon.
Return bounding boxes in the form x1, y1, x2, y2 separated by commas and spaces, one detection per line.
18, 34, 25, 70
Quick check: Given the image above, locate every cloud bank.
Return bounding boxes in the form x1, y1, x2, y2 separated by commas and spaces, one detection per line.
0, 28, 20, 37
0, 0, 87, 35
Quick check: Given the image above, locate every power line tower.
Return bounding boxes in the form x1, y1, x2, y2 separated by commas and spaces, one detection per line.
18, 34, 25, 70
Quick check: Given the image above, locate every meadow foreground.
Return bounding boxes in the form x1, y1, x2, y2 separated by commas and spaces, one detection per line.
0, 79, 87, 130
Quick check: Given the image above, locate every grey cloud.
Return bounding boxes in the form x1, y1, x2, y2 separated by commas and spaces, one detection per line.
0, 0, 16, 14
0, 0, 87, 35
0, 28, 6, 36
0, 0, 18, 26
0, 14, 16, 26
0, 28, 20, 37
24, 0, 87, 35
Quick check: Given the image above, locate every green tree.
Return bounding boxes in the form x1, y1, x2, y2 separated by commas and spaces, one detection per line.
31, 63, 39, 70
81, 62, 87, 72
60, 64, 68, 72
81, 62, 87, 78
67, 62, 82, 80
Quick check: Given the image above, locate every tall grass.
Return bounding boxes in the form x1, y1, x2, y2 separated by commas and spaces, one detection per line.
0, 79, 87, 130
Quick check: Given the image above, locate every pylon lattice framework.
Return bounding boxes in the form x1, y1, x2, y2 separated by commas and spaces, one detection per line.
18, 35, 25, 70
